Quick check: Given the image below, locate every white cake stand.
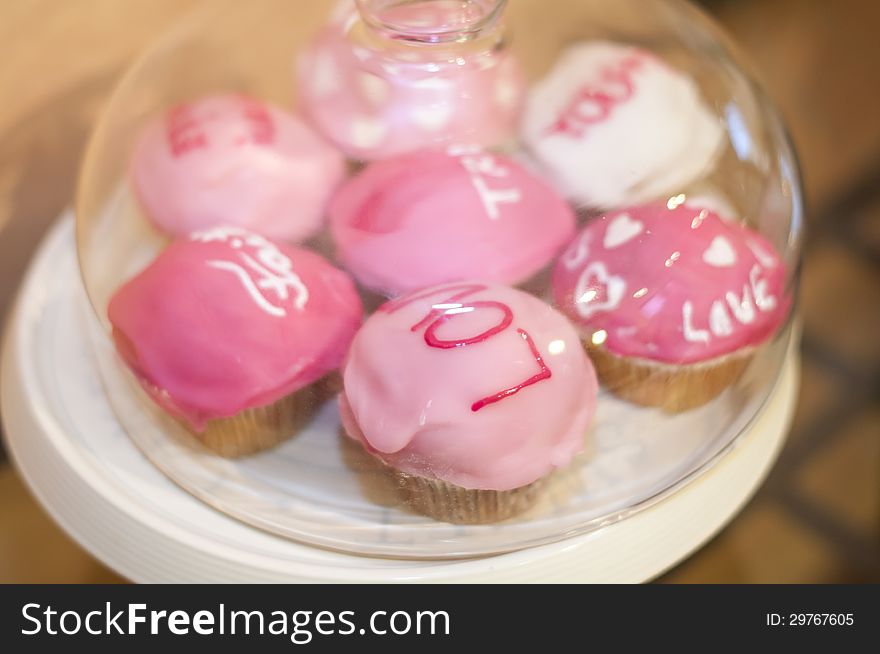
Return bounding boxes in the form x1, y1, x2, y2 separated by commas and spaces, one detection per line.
1, 215, 798, 582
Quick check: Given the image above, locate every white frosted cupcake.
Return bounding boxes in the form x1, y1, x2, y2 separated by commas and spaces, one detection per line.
522, 42, 724, 209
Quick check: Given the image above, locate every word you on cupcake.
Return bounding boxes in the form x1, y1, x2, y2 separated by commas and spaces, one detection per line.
682, 260, 778, 345
544, 52, 646, 139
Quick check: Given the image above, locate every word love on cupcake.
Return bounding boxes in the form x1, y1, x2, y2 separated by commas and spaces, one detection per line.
192, 227, 309, 317
553, 204, 789, 363
681, 256, 779, 346
380, 283, 551, 412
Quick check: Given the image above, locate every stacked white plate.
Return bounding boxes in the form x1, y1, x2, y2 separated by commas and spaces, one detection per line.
1, 215, 798, 582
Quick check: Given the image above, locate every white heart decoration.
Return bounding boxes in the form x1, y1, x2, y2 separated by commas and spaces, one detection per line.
574, 262, 626, 319
603, 213, 644, 249
702, 236, 737, 267
411, 104, 453, 132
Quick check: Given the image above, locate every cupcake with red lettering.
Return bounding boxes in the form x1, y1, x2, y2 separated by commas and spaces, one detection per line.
329, 148, 575, 297
109, 227, 362, 457
522, 42, 723, 209
131, 93, 346, 243
340, 282, 598, 523
552, 203, 789, 412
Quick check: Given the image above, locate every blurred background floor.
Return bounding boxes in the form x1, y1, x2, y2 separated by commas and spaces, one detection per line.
0, 0, 877, 583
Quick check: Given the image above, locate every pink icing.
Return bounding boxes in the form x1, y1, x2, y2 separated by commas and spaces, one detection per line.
130, 94, 346, 243
297, 8, 525, 160
329, 148, 576, 296
341, 282, 598, 491
108, 227, 363, 431
552, 203, 790, 364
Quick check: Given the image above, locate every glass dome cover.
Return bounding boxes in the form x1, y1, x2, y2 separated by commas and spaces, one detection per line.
76, 0, 802, 558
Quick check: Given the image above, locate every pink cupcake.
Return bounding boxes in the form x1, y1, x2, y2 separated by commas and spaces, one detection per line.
109, 226, 362, 457
552, 203, 789, 411
329, 148, 576, 296
130, 94, 346, 243
340, 281, 598, 523
297, 6, 525, 160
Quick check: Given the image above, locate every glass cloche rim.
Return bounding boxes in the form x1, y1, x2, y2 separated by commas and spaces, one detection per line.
72, 0, 804, 557
74, 0, 805, 327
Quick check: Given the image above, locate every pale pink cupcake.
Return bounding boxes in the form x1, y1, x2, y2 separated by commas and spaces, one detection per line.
109, 227, 362, 456
340, 281, 598, 523
552, 203, 789, 412
131, 94, 346, 243
329, 148, 575, 296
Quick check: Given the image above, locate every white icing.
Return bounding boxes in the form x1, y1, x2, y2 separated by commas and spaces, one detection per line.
603, 212, 643, 249
682, 301, 710, 344
522, 42, 725, 208
460, 154, 521, 220
469, 178, 521, 220
680, 263, 778, 345
726, 285, 756, 324
191, 226, 248, 244
460, 154, 510, 178
709, 300, 734, 337
702, 236, 737, 267
574, 262, 625, 319
192, 227, 309, 317
750, 264, 777, 311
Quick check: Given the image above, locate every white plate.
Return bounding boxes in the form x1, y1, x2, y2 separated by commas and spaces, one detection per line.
1, 216, 798, 580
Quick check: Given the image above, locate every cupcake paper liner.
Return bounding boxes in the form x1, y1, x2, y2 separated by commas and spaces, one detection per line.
397, 473, 547, 524
587, 343, 752, 413
198, 385, 321, 458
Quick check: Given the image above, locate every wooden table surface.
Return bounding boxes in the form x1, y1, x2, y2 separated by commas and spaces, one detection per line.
0, 0, 877, 583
